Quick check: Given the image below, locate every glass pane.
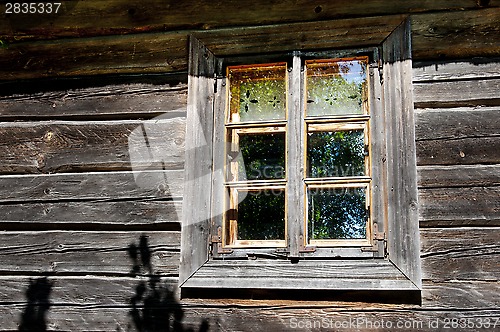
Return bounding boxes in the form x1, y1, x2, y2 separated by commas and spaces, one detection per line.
228, 63, 287, 122
306, 58, 368, 117
307, 130, 365, 177
308, 187, 367, 240
231, 132, 285, 181
236, 189, 285, 241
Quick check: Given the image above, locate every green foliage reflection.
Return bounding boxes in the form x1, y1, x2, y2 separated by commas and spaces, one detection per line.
239, 133, 285, 180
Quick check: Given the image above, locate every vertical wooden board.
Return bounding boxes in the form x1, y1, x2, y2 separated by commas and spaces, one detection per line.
287, 55, 305, 256
383, 18, 421, 289
180, 37, 216, 285
369, 59, 388, 258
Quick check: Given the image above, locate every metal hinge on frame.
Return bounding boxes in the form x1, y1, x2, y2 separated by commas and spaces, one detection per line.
210, 226, 233, 255
361, 222, 387, 257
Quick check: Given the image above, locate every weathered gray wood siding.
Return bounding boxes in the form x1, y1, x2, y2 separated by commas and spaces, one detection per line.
0, 59, 498, 331
0, 2, 499, 330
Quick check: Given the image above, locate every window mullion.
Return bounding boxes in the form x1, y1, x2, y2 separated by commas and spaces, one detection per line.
286, 54, 306, 257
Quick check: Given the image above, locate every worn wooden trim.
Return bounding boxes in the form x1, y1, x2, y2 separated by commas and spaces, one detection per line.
182, 260, 418, 290
382, 18, 421, 289
0, 231, 180, 276
179, 36, 215, 285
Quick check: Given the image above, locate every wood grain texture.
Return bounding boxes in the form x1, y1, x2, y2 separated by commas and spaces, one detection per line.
419, 187, 500, 226
414, 79, 500, 107
420, 228, 500, 282
418, 164, 500, 188
0, 170, 183, 202
0, 306, 498, 331
0, 231, 180, 276
0, 118, 186, 174
1, 9, 499, 80
0, 82, 187, 120
413, 60, 500, 82
0, 200, 181, 230
2, 0, 493, 41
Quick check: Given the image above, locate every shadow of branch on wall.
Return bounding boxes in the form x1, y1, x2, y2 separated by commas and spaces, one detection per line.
128, 235, 209, 332
18, 277, 53, 332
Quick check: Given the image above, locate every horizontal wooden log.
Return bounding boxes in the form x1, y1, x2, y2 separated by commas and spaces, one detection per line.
418, 164, 500, 188
0, 306, 498, 331
416, 136, 500, 165
411, 7, 500, 60
413, 60, 500, 82
0, 277, 497, 310
419, 187, 500, 226
0, 118, 186, 174
420, 228, 500, 282
1, 9, 499, 80
0, 231, 180, 276
0, 170, 184, 203
0, 200, 181, 230
414, 79, 500, 107
1, 0, 493, 41
415, 107, 500, 140
0, 81, 187, 120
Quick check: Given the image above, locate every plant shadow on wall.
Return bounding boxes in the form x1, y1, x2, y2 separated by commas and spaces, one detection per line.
128, 235, 209, 332
18, 277, 53, 331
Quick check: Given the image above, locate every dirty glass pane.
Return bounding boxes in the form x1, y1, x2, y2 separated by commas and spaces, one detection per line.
237, 189, 285, 240
306, 58, 368, 116
228, 63, 287, 122
232, 132, 285, 181
308, 187, 367, 240
307, 130, 365, 177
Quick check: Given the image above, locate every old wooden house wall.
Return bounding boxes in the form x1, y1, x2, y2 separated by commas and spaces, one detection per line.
0, 1, 499, 330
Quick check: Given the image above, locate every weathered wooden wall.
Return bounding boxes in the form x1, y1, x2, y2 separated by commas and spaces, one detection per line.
0, 1, 499, 330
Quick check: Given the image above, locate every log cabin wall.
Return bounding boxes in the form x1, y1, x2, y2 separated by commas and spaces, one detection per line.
0, 1, 499, 330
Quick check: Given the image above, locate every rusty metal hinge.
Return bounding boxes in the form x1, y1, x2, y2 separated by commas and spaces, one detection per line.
210, 226, 233, 255
299, 235, 316, 253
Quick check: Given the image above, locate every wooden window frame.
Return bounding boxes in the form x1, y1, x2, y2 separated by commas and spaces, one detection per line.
180, 17, 421, 294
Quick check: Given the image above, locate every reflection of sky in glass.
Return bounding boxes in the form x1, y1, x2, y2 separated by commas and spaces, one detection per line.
306, 58, 367, 117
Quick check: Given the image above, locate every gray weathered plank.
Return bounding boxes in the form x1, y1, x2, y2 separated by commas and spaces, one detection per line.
413, 60, 500, 82
418, 164, 500, 188
419, 187, 500, 226
0, 231, 180, 276
0, 170, 183, 203
414, 78, 500, 107
420, 228, 500, 282
0, 82, 187, 120
416, 136, 500, 165
415, 107, 500, 141
0, 306, 498, 332
1, 9, 499, 80
0, 118, 186, 174
0, 200, 181, 228
1, 0, 492, 41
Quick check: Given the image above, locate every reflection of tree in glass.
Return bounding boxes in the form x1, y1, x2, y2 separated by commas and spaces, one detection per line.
238, 190, 285, 240
239, 133, 285, 180
308, 188, 367, 239
308, 130, 365, 177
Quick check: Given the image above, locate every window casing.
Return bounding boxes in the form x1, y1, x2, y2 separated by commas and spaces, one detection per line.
180, 18, 421, 293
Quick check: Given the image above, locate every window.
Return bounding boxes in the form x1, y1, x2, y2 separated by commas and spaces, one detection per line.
181, 18, 421, 293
